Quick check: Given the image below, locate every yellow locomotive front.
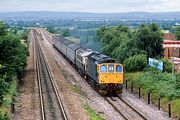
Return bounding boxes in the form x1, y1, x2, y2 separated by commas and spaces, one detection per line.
97, 63, 124, 94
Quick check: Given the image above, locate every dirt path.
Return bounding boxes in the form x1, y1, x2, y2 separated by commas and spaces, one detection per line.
11, 32, 36, 120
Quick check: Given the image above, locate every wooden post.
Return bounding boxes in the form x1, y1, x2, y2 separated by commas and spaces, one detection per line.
158, 97, 160, 110
138, 87, 141, 98
11, 103, 15, 113
125, 79, 128, 90
131, 82, 133, 93
168, 103, 171, 118
148, 92, 151, 104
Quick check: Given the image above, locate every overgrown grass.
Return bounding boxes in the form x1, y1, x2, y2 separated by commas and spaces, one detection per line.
125, 71, 180, 118
69, 84, 81, 94
0, 107, 9, 120
83, 104, 105, 120
124, 72, 143, 81
0, 78, 17, 120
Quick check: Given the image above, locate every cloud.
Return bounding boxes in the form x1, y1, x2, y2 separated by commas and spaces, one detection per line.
0, 0, 179, 12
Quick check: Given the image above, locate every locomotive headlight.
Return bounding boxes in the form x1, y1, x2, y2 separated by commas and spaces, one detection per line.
108, 65, 114, 72
109, 66, 113, 70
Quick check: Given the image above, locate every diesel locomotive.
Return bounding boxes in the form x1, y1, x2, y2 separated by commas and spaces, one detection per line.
52, 35, 124, 95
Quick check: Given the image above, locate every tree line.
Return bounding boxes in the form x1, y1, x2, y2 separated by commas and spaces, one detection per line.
97, 23, 166, 72
0, 21, 28, 104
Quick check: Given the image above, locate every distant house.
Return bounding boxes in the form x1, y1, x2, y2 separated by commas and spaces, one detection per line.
163, 33, 179, 58
162, 34, 180, 71
163, 40, 180, 58
163, 33, 176, 41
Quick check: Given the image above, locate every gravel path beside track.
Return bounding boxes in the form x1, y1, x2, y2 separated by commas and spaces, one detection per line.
11, 31, 36, 120
123, 90, 175, 120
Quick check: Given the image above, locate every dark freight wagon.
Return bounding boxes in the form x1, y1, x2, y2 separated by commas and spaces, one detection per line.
66, 43, 80, 64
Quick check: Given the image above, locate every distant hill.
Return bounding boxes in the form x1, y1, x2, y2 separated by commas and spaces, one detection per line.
0, 11, 180, 21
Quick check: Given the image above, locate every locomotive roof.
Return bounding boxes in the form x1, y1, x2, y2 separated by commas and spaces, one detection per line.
89, 52, 115, 64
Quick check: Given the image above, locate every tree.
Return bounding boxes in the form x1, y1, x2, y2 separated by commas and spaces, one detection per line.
0, 21, 28, 105
96, 24, 164, 72
134, 24, 164, 58
175, 26, 180, 40
0, 22, 28, 81
47, 26, 56, 33
112, 37, 147, 63
62, 29, 70, 37
123, 54, 147, 72
0, 22, 7, 36
97, 25, 131, 57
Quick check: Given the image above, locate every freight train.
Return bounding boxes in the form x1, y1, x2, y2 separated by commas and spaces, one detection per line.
52, 35, 124, 95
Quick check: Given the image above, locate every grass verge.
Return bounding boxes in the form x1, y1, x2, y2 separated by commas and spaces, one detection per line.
125, 72, 180, 118
69, 84, 81, 94
83, 104, 105, 120
0, 78, 17, 120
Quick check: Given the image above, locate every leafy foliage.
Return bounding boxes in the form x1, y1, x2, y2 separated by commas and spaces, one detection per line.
134, 69, 180, 100
0, 75, 9, 104
62, 29, 70, 37
124, 54, 147, 72
175, 26, 180, 40
0, 21, 28, 105
161, 58, 172, 73
0, 22, 8, 36
97, 25, 131, 57
134, 24, 164, 58
96, 24, 164, 71
46, 26, 56, 33
175, 73, 180, 89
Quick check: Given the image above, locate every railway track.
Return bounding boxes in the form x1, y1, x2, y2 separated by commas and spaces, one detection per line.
33, 29, 68, 120
104, 96, 148, 120
39, 28, 52, 44
39, 29, 148, 120
118, 97, 147, 120
104, 97, 128, 120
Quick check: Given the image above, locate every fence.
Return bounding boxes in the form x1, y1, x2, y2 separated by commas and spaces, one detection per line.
124, 79, 179, 119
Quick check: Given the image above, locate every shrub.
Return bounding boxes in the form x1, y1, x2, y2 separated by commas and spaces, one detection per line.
175, 73, 180, 89
161, 58, 172, 73
124, 54, 147, 72
0, 75, 9, 104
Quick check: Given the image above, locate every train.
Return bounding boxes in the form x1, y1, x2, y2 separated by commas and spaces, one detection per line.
52, 35, 124, 95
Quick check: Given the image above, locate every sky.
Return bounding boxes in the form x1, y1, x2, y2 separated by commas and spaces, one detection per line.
0, 0, 180, 13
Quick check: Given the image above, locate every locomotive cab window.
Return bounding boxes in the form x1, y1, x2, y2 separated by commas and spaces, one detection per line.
116, 65, 122, 72
108, 65, 114, 72
100, 65, 107, 72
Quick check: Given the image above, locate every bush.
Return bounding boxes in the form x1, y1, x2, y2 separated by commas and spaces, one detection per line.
175, 73, 180, 89
161, 58, 172, 73
124, 54, 147, 72
0, 110, 9, 120
0, 76, 9, 104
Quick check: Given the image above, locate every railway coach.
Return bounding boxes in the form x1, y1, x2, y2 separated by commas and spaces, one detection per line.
52, 35, 124, 95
